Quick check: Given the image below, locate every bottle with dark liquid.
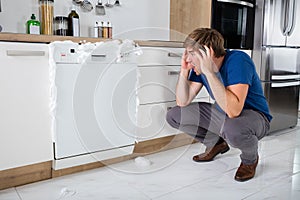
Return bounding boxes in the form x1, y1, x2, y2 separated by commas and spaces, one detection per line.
68, 5, 80, 36
107, 21, 112, 39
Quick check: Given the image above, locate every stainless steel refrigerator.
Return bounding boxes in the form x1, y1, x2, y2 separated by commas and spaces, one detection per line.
253, 0, 300, 133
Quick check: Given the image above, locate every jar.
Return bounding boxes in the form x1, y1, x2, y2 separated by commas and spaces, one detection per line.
102, 21, 108, 39
54, 16, 68, 36
39, 0, 54, 35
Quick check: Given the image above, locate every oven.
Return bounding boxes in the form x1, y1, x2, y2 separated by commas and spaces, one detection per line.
211, 0, 256, 49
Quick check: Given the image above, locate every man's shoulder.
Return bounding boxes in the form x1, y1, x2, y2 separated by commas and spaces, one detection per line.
226, 50, 251, 59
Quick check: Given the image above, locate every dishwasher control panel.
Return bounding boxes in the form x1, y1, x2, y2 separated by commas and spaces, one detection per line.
52, 43, 80, 64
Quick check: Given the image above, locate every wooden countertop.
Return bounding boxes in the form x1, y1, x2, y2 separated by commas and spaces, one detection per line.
0, 32, 184, 48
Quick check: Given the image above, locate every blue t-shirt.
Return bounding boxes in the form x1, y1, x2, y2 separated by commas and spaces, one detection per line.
188, 50, 272, 122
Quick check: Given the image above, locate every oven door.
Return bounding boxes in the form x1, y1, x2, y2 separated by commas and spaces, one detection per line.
211, 0, 256, 49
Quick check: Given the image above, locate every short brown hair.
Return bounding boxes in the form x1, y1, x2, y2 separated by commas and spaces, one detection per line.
184, 28, 226, 58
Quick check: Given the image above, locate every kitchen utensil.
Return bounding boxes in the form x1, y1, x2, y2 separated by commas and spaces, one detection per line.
95, 0, 105, 15
105, 0, 113, 8
81, 0, 93, 12
114, 0, 121, 6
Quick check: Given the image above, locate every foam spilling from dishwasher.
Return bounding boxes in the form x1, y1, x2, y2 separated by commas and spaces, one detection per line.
134, 156, 152, 167
58, 187, 77, 199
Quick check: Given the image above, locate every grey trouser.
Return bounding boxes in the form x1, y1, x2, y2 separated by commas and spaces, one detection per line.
166, 102, 270, 164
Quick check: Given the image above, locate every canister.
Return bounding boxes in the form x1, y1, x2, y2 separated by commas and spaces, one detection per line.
39, 0, 54, 35
54, 16, 68, 36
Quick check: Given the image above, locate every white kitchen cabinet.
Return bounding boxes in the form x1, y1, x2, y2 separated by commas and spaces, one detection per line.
138, 65, 210, 105
0, 42, 53, 170
138, 65, 181, 104
137, 46, 210, 141
137, 47, 184, 66
137, 102, 181, 141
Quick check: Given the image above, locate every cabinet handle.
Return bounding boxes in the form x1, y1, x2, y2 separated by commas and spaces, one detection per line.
217, 0, 254, 8
168, 52, 181, 58
91, 54, 106, 58
168, 71, 180, 75
91, 54, 107, 62
6, 50, 45, 57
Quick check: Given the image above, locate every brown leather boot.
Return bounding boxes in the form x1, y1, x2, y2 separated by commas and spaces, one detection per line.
234, 156, 259, 182
193, 140, 230, 162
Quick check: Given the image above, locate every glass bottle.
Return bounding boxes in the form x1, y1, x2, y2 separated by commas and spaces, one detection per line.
68, 5, 80, 37
27, 14, 40, 34
102, 21, 108, 39
97, 21, 103, 38
93, 22, 99, 38
39, 0, 54, 35
107, 21, 112, 39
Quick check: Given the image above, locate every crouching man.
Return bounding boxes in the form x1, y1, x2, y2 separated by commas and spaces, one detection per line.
166, 28, 272, 182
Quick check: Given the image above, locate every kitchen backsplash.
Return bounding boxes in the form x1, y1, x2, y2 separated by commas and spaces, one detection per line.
0, 0, 170, 40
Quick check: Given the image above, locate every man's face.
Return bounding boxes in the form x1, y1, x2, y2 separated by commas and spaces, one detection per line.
185, 46, 201, 70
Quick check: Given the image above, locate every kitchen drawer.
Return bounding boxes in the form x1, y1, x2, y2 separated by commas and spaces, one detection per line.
136, 101, 181, 141
0, 41, 48, 61
138, 47, 184, 66
138, 65, 180, 104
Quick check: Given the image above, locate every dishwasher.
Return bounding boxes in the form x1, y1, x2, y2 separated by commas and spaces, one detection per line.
50, 41, 139, 170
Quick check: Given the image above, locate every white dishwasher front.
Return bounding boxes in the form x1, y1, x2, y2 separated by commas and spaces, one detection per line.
50, 41, 138, 169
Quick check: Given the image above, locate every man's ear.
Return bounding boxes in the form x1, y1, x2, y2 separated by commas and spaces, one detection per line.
209, 47, 215, 57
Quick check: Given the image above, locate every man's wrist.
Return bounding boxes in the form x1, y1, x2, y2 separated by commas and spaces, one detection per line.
180, 68, 190, 78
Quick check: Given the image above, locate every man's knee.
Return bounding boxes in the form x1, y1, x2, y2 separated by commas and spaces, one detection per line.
221, 119, 245, 148
166, 106, 181, 129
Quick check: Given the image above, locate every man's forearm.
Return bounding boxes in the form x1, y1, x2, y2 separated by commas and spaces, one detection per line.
205, 72, 227, 109
176, 69, 191, 106
205, 72, 242, 118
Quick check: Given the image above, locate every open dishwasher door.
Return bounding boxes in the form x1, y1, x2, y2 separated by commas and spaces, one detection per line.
50, 41, 139, 170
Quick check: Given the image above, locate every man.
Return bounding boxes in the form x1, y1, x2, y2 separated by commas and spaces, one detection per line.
166, 28, 272, 182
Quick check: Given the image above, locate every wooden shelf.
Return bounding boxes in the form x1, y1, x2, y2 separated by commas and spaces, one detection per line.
0, 32, 184, 47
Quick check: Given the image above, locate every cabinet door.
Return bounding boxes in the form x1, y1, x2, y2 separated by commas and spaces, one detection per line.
138, 65, 181, 104
0, 42, 52, 170
170, 0, 212, 41
137, 47, 183, 66
137, 102, 181, 141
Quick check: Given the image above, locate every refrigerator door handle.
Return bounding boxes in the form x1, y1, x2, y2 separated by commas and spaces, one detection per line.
271, 81, 300, 88
283, 0, 296, 36
281, 0, 289, 35
272, 74, 300, 80
262, 0, 287, 46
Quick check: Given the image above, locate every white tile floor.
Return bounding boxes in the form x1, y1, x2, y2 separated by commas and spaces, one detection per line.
1, 126, 300, 200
